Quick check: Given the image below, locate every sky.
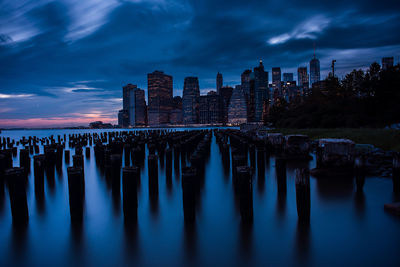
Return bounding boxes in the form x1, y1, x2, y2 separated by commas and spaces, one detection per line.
0, 0, 400, 128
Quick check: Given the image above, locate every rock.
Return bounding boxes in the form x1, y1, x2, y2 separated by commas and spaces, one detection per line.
318, 138, 355, 169
283, 135, 311, 159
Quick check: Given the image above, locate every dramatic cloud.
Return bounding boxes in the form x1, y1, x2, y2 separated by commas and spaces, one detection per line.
0, 0, 399, 127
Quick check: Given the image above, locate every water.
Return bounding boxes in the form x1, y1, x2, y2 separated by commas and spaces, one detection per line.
0, 129, 399, 266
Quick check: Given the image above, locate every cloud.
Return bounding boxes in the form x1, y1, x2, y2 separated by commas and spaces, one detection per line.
268, 15, 331, 45
0, 93, 35, 99
0, 0, 399, 127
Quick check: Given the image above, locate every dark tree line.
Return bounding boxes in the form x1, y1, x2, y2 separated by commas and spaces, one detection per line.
268, 62, 400, 128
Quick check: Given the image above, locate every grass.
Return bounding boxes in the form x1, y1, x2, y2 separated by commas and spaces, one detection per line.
268, 128, 400, 152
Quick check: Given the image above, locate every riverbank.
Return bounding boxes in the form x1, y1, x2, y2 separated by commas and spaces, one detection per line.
268, 128, 400, 152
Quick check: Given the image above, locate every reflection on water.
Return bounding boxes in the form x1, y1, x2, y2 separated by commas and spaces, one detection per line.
0, 128, 399, 266
295, 221, 311, 263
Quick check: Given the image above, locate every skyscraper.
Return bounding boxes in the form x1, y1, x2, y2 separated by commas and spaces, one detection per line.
310, 56, 321, 86
241, 69, 255, 122
121, 84, 146, 127
182, 77, 200, 124
133, 89, 146, 126
220, 86, 233, 124
283, 73, 294, 82
170, 96, 183, 125
254, 60, 268, 122
216, 72, 223, 95
382, 57, 394, 70
297, 67, 309, 88
199, 91, 222, 124
228, 85, 247, 124
147, 70, 173, 126
272, 67, 282, 88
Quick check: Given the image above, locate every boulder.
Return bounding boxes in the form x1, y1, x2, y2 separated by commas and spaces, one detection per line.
284, 135, 310, 158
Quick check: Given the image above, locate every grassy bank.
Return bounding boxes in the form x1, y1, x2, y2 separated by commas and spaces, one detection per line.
268, 128, 400, 152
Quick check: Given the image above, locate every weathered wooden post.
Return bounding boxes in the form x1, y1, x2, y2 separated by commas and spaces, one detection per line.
122, 166, 139, 221
111, 154, 122, 196
33, 155, 45, 197
2, 149, 13, 169
237, 166, 253, 223
257, 147, 265, 175
249, 144, 256, 168
276, 158, 287, 194
182, 167, 197, 223
65, 150, 70, 164
148, 153, 159, 214
295, 168, 311, 223
393, 152, 400, 193
6, 168, 29, 223
73, 154, 84, 173
85, 147, 90, 158
174, 144, 180, 171
355, 156, 366, 192
67, 167, 85, 221
165, 148, 172, 179
124, 144, 131, 167
75, 146, 83, 156
19, 148, 30, 175
148, 154, 159, 195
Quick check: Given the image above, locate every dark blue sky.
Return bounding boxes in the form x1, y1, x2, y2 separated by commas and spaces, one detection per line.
1, 0, 400, 127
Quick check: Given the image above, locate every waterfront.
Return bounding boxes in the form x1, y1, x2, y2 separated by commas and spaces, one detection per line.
0, 128, 399, 266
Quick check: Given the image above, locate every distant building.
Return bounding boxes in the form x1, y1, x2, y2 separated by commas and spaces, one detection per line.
382, 57, 394, 70
120, 84, 146, 127
199, 91, 222, 124
147, 70, 173, 126
220, 86, 233, 124
272, 67, 282, 88
254, 60, 269, 122
216, 72, 223, 95
241, 69, 255, 122
310, 56, 321, 86
228, 85, 247, 124
297, 67, 309, 89
182, 77, 200, 124
283, 73, 293, 82
89, 121, 113, 129
133, 88, 146, 126
118, 109, 129, 128
170, 96, 183, 124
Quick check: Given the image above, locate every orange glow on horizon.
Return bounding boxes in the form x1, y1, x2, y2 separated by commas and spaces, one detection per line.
0, 116, 117, 128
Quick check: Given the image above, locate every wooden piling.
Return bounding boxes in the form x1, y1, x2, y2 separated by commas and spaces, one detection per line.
295, 168, 311, 223
182, 167, 197, 223
5, 168, 29, 223
355, 156, 366, 192
393, 152, 400, 193
237, 166, 253, 223
67, 167, 85, 221
122, 166, 139, 221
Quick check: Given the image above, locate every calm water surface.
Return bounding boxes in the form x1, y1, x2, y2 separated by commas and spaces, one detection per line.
0, 128, 399, 266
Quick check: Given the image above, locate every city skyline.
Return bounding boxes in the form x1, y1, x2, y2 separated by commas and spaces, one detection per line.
1, 0, 400, 127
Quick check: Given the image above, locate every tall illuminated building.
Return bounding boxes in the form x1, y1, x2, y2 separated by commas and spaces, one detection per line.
297, 67, 309, 88
310, 56, 321, 86
147, 70, 173, 126
254, 60, 268, 122
216, 72, 223, 95
272, 67, 282, 87
283, 73, 293, 82
182, 77, 200, 124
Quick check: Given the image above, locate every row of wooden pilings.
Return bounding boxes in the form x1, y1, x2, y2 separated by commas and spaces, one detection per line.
214, 129, 311, 224
1, 129, 400, 225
